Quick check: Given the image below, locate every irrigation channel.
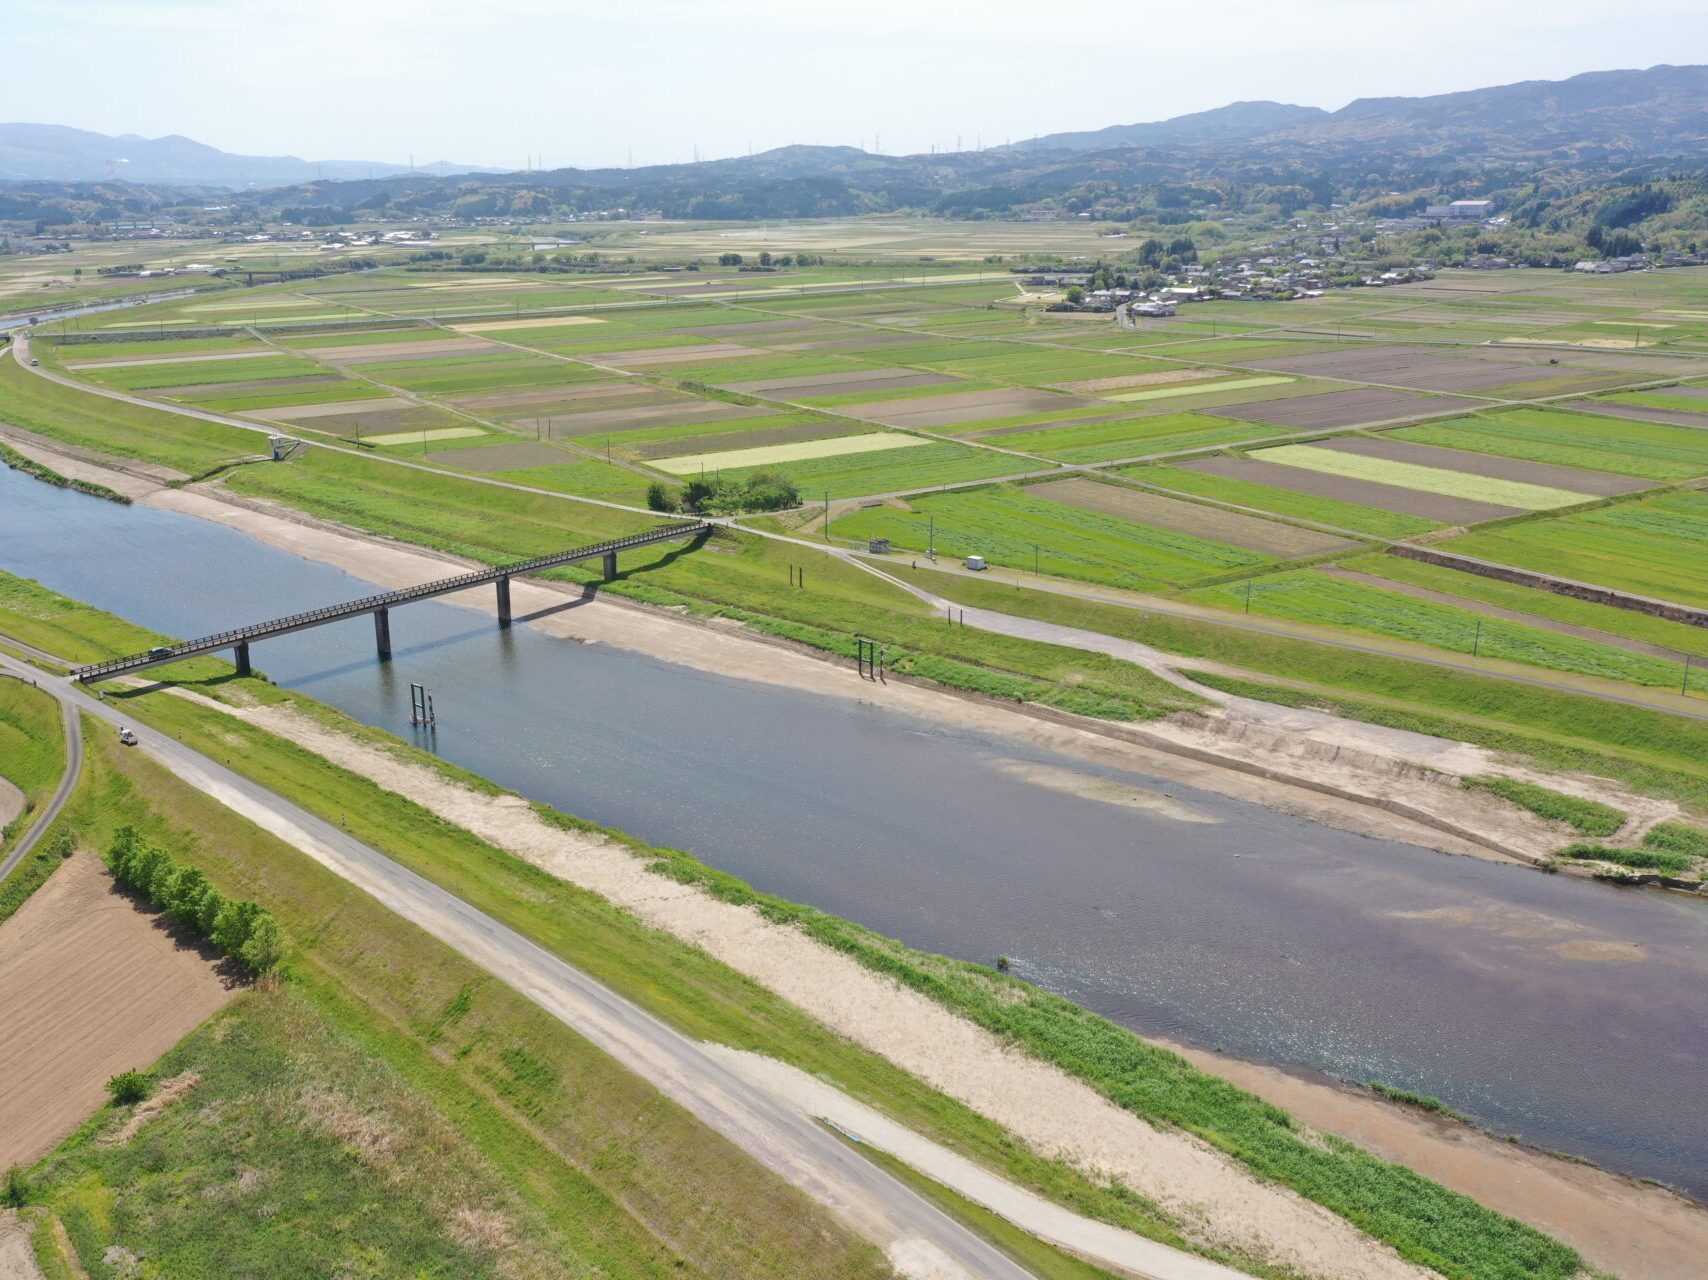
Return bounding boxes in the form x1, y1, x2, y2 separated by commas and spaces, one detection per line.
5, 465, 1707, 1199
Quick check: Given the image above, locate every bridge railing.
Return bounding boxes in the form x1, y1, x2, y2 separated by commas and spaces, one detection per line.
72, 521, 710, 680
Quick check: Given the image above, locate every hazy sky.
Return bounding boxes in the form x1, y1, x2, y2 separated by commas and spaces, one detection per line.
8, 0, 1707, 170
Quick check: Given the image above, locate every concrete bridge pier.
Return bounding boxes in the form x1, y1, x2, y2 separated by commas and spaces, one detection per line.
234, 641, 251, 678
602, 551, 618, 582
496, 576, 512, 627
374, 607, 393, 661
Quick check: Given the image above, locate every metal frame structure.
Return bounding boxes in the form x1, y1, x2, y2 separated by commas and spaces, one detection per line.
72, 522, 711, 683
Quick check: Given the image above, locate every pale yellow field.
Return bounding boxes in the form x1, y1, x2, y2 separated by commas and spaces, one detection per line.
451, 315, 608, 333
1106, 375, 1293, 403
1256, 444, 1592, 510
364, 426, 487, 446
653, 431, 931, 475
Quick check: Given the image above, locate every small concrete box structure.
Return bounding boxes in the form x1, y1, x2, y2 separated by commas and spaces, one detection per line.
868, 537, 892, 554
965, 555, 987, 571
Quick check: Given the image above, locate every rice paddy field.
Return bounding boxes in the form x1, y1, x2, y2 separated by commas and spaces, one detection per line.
829, 482, 1278, 591
1445, 491, 1708, 609
20, 254, 1708, 701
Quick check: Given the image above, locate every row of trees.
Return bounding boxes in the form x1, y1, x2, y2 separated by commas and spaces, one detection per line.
106, 828, 285, 974
714, 251, 825, 267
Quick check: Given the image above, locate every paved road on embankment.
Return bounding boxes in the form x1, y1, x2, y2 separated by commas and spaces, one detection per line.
0, 649, 1044, 1280
0, 665, 82, 884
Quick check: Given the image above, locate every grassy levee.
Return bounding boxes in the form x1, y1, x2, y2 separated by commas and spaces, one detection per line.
0, 676, 65, 845
222, 447, 1198, 721
0, 354, 259, 475
0, 715, 93, 928
26, 728, 896, 1280
106, 672, 1581, 1280
913, 567, 1708, 813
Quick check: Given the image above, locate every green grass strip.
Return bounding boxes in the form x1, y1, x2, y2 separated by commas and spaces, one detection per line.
1461, 776, 1624, 836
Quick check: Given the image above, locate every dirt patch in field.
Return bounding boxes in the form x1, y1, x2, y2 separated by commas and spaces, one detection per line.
249, 396, 413, 421
1320, 436, 1649, 496
424, 442, 576, 472
630, 419, 856, 459
1034, 477, 1358, 557
0, 1210, 44, 1280
1210, 389, 1460, 430
1564, 400, 1708, 430
1182, 455, 1520, 524
287, 406, 465, 438
158, 375, 344, 398
726, 368, 957, 398
0, 775, 23, 834
852, 387, 1090, 428
545, 400, 775, 436
683, 318, 822, 336
312, 337, 495, 363
1056, 369, 1220, 393
450, 382, 650, 411
0, 855, 237, 1168
598, 343, 766, 368
1243, 347, 1565, 393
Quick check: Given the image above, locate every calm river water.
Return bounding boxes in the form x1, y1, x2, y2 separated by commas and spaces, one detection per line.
4, 465, 1706, 1196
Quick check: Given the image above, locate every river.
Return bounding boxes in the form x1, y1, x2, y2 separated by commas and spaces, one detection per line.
4, 464, 1706, 1196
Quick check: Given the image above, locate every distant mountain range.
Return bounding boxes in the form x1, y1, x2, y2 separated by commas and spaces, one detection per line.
0, 123, 482, 186
1013, 64, 1708, 157
3, 65, 1705, 229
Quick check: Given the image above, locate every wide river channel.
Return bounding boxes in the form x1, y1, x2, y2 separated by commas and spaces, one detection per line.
5, 465, 1707, 1197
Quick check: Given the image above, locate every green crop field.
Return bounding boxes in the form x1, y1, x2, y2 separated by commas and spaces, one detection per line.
831, 483, 1271, 590
1339, 554, 1708, 660
497, 457, 666, 505
1130, 465, 1442, 538
991, 413, 1291, 463
1447, 490, 1708, 608
1389, 408, 1708, 481
1184, 570, 1693, 689
81, 354, 326, 392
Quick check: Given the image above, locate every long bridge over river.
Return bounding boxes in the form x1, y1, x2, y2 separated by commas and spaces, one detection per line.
72, 522, 711, 684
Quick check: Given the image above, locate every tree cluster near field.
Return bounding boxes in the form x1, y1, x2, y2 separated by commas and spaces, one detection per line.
105, 826, 285, 974
647, 470, 799, 515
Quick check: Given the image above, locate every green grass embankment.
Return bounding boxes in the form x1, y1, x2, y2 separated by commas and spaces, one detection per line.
0, 677, 64, 837
0, 353, 258, 476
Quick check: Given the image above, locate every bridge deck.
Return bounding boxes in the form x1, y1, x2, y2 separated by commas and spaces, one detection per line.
73, 521, 710, 682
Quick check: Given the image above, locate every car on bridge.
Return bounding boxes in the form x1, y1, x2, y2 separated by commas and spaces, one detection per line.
147, 646, 173, 660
